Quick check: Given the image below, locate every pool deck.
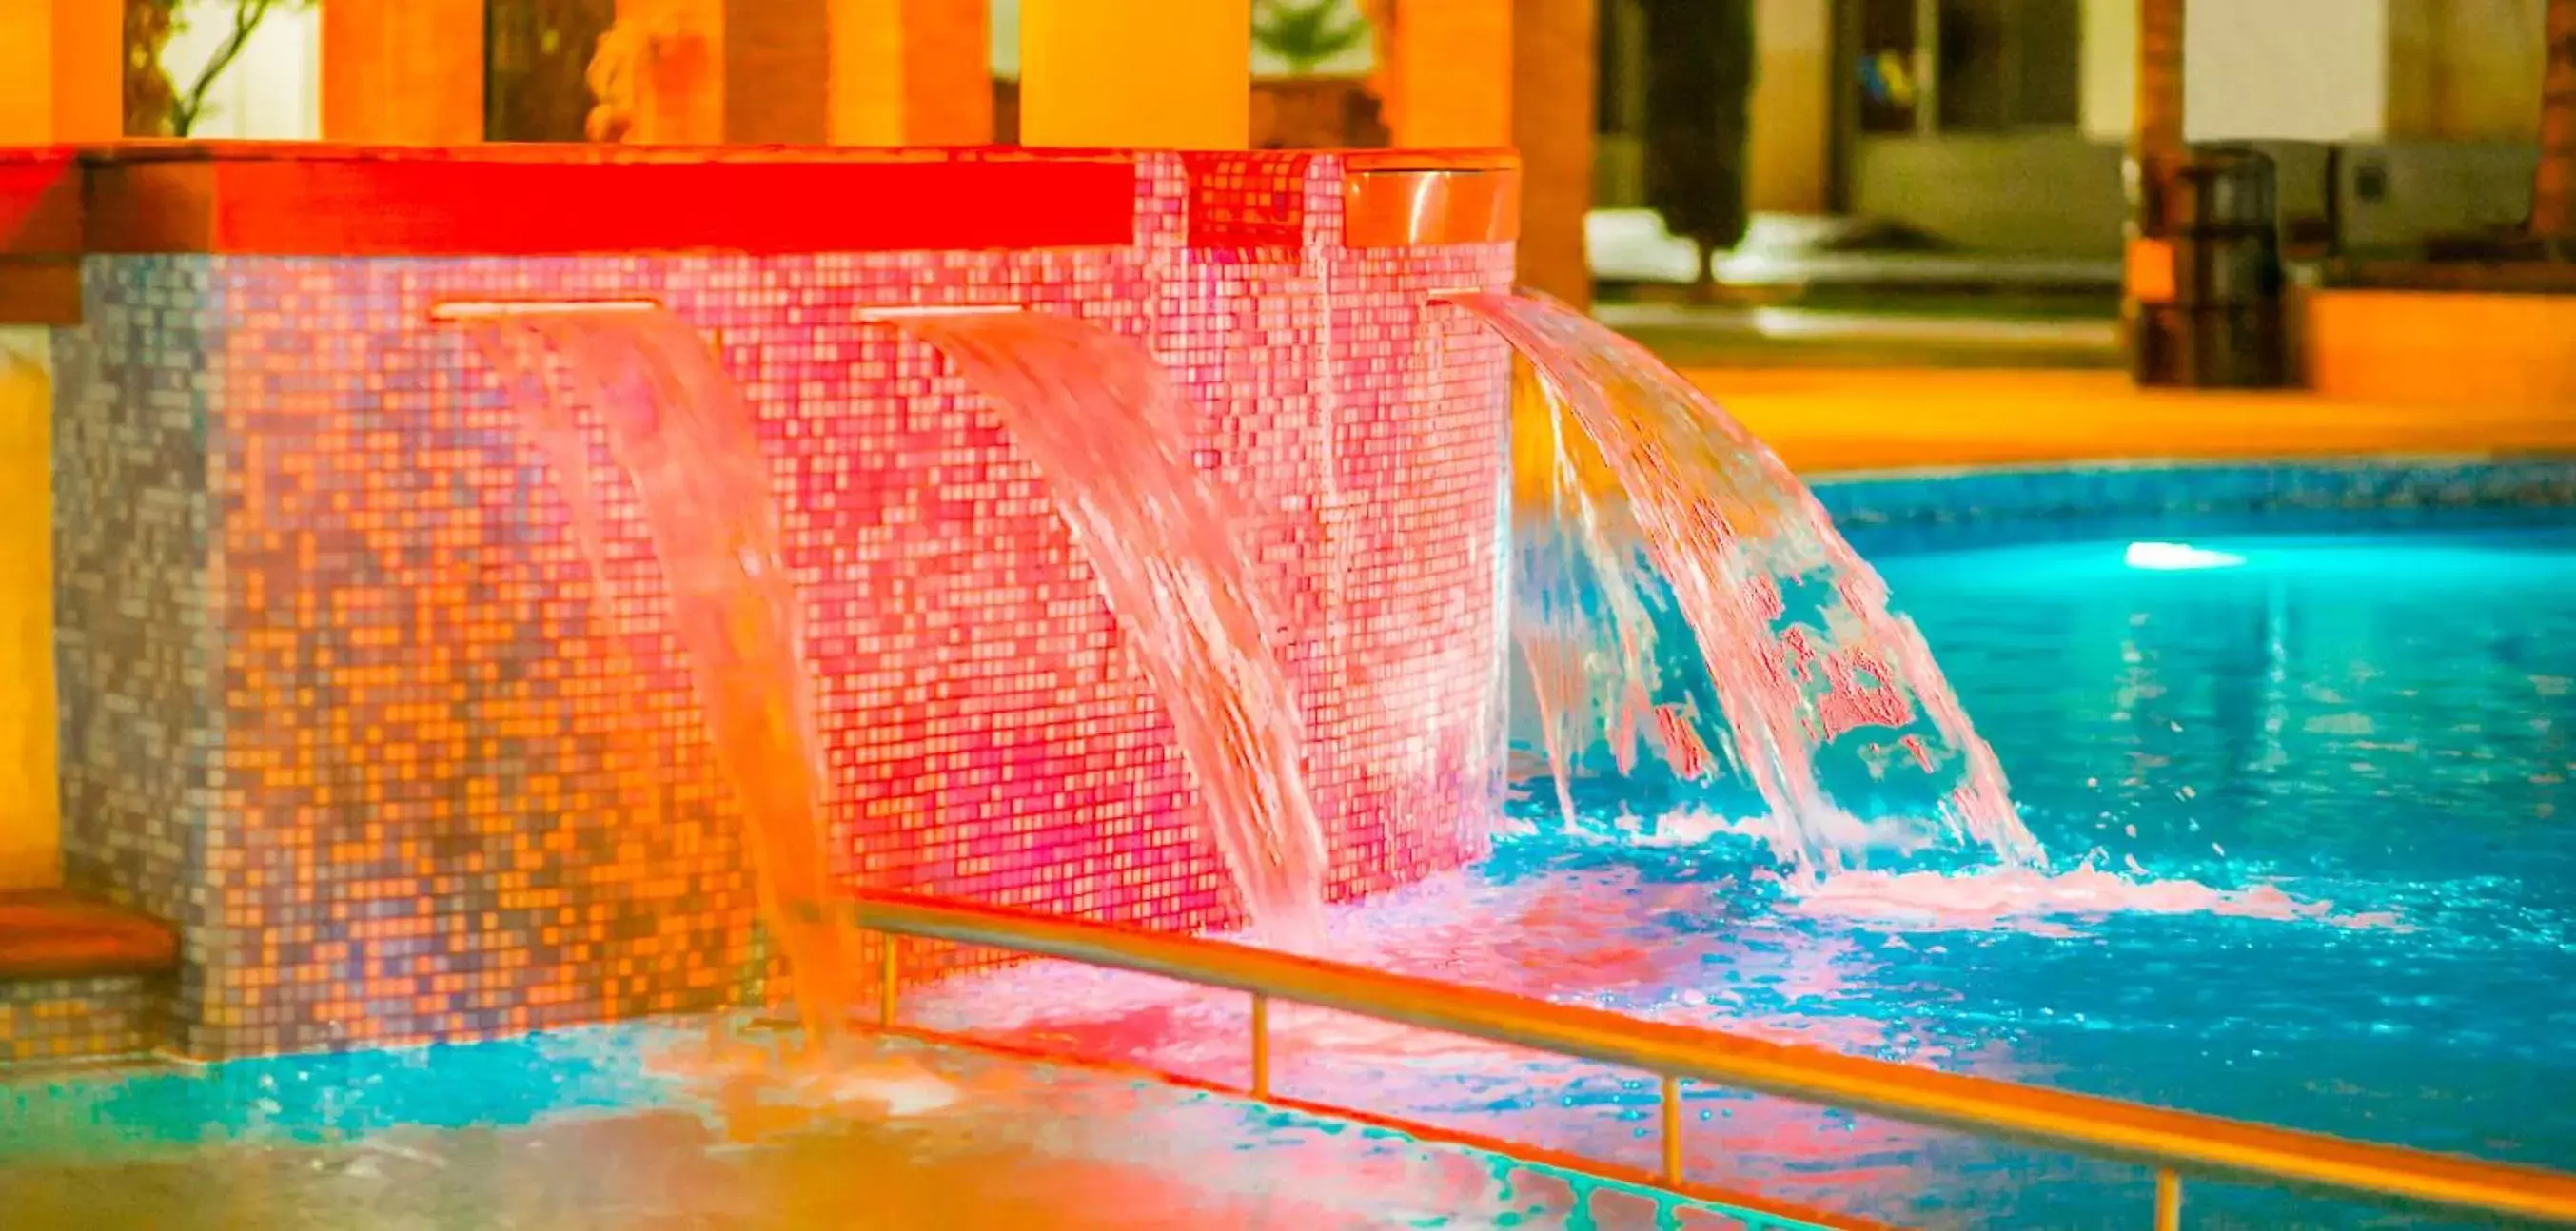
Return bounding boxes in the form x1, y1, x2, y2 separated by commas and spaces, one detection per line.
1691, 368, 2576, 476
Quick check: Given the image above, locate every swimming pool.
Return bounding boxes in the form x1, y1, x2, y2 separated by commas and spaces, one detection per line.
5, 461, 2570, 1228
903, 464, 2576, 1228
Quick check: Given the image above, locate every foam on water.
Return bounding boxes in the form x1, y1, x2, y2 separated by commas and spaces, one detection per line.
1603, 808, 2400, 930
1772, 864, 2403, 932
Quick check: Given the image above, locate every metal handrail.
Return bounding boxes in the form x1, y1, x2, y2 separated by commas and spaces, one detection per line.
848, 889, 2576, 1229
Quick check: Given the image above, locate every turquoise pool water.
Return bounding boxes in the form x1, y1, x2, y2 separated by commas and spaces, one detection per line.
5, 484, 2570, 1230
913, 509, 2576, 1229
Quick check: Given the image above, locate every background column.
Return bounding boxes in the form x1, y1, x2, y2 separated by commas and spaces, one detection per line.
829, 0, 993, 145
0, 0, 104, 889
1389, 0, 1513, 147
1019, 0, 1250, 147
1513, 0, 1596, 306
0, 348, 54, 889
0, 0, 119, 145
322, 0, 486, 143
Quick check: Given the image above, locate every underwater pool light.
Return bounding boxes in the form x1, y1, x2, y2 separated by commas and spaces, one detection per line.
2123, 541, 2247, 571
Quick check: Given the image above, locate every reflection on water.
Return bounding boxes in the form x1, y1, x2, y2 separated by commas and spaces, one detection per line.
912, 523, 2576, 1230
0, 1030, 1786, 1231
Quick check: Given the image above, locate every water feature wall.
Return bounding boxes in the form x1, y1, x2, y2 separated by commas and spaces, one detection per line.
11, 144, 1516, 1059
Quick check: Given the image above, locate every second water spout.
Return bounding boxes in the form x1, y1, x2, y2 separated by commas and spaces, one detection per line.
890, 310, 1332, 946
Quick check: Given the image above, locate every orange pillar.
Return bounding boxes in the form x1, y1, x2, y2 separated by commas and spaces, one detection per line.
322, 0, 486, 144
829, 0, 993, 145
1389, 0, 1514, 147
1020, 0, 1251, 148
0, 0, 120, 145
0, 0, 102, 891
1513, 0, 1596, 307
0, 349, 52, 890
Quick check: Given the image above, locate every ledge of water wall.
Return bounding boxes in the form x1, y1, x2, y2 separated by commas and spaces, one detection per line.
10, 144, 1518, 1057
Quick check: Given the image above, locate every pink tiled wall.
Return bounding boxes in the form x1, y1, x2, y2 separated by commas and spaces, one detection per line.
52, 150, 1515, 1057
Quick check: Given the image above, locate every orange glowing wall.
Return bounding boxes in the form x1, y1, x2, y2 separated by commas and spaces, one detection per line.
0, 349, 53, 890
0, 0, 119, 145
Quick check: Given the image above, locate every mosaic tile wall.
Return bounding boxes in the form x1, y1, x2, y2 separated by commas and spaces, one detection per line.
52, 151, 1515, 1058
52, 275, 217, 933
0, 975, 169, 1065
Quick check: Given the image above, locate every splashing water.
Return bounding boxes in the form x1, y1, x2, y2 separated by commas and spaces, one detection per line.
1455, 292, 2042, 875
459, 308, 860, 1042
889, 311, 1330, 947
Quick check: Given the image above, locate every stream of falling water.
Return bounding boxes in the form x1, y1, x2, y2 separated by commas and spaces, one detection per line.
889, 311, 1330, 948
1457, 292, 2043, 874
460, 309, 861, 1042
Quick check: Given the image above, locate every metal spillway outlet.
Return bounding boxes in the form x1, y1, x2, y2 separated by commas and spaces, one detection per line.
855, 304, 1029, 322
426, 299, 667, 323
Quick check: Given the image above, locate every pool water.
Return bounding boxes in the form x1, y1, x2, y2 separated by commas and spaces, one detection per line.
0, 1026, 1781, 1229
5, 510, 2570, 1229
908, 516, 2576, 1229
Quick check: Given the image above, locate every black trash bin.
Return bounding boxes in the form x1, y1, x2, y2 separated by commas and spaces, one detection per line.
2125, 145, 2288, 388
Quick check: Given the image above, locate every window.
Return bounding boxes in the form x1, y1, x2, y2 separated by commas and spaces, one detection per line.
1934, 0, 2079, 132
485, 0, 617, 142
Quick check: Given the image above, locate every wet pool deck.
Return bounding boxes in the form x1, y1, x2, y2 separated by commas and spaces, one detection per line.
1686, 368, 2576, 476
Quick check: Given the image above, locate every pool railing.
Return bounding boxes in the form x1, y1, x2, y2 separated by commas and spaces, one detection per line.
846, 889, 2576, 1230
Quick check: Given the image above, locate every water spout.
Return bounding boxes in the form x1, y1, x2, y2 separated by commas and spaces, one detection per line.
855, 304, 1027, 320
1450, 291, 2043, 873
441, 301, 861, 1042
875, 309, 1331, 947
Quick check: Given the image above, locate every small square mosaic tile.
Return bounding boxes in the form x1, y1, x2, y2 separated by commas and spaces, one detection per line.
0, 975, 170, 1065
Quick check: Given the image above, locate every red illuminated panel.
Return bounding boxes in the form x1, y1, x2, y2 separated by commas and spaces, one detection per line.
0, 150, 83, 323
0, 151, 83, 255
78, 143, 1139, 256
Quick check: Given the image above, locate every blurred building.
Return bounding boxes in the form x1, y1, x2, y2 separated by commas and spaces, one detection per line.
1597, 0, 2552, 259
